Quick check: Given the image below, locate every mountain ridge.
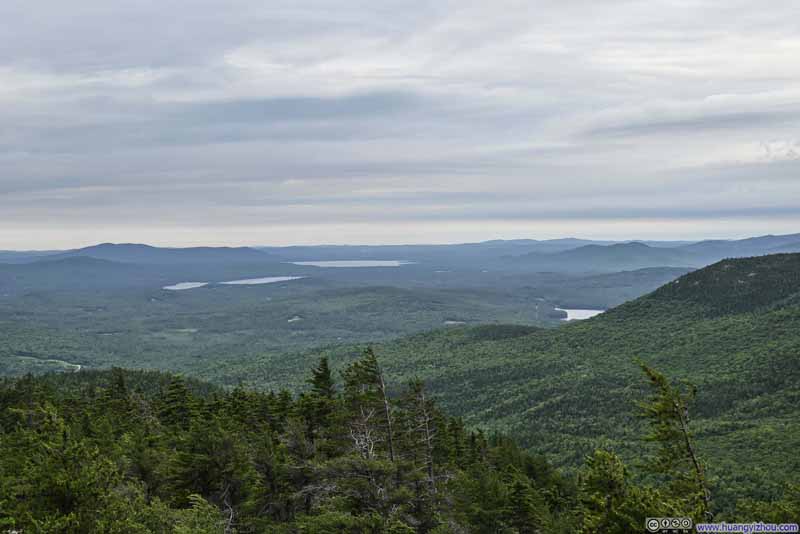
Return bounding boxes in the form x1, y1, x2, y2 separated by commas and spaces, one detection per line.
43, 242, 277, 265
512, 241, 697, 271
509, 233, 800, 272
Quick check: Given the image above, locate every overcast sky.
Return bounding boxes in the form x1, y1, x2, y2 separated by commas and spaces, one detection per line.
1, 0, 799, 248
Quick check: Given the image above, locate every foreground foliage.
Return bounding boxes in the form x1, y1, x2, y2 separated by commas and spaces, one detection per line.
2, 353, 797, 532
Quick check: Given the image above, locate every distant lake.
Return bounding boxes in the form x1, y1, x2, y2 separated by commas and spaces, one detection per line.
163, 282, 209, 291
221, 276, 305, 285
555, 308, 604, 321
290, 260, 414, 268
163, 277, 304, 290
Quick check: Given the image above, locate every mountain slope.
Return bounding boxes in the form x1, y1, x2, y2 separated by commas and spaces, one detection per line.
771, 241, 800, 253
643, 253, 800, 315
227, 253, 800, 507
0, 256, 158, 294
676, 233, 800, 262
0, 250, 60, 264
512, 241, 698, 271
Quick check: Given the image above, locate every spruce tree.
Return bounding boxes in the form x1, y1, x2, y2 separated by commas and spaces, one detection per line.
309, 357, 335, 399
637, 362, 712, 520
343, 348, 396, 462
160, 376, 195, 429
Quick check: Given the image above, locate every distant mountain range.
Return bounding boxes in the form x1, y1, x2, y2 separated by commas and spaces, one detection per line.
1, 233, 798, 274
46, 243, 276, 264
509, 233, 800, 272
0, 245, 287, 295
257, 237, 696, 261
677, 233, 800, 262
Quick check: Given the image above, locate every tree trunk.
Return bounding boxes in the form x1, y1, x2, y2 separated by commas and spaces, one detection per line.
376, 365, 396, 463
673, 399, 712, 519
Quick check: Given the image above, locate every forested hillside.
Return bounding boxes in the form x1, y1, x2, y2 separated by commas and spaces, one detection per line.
220, 254, 800, 510
2, 355, 797, 532
2, 253, 799, 529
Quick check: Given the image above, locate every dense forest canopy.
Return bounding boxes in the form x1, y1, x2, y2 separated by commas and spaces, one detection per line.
2, 354, 798, 533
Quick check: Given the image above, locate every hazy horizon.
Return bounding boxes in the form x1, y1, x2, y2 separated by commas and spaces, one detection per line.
3, 229, 799, 252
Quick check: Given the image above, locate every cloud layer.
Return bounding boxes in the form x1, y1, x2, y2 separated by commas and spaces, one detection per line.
1, 0, 799, 247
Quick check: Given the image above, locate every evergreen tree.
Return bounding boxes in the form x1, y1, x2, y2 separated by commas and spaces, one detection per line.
637, 362, 712, 520
343, 348, 397, 463
299, 357, 342, 455
309, 356, 336, 399
506, 475, 551, 534
160, 376, 195, 429
4, 360, 789, 532
400, 379, 438, 496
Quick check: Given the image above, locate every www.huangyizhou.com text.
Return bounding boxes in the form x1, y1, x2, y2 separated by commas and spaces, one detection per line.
647, 518, 800, 534
695, 522, 799, 533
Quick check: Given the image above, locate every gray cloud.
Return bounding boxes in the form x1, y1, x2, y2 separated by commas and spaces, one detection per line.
1, 0, 799, 248
170, 92, 423, 123
584, 110, 800, 138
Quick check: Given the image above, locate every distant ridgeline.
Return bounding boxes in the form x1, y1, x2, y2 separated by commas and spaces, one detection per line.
2, 352, 798, 532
